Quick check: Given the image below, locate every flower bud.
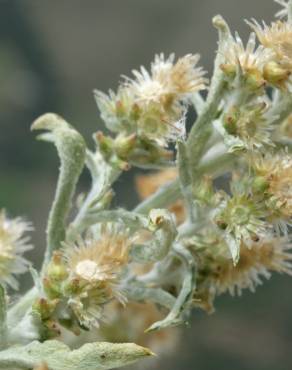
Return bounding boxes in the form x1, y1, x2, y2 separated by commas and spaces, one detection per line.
252, 176, 269, 194
32, 298, 58, 321
220, 63, 236, 79
46, 252, 68, 282
115, 134, 137, 159
263, 61, 290, 89
223, 106, 240, 135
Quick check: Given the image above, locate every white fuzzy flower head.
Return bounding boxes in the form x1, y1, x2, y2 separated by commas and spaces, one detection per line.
203, 235, 292, 297
253, 151, 292, 228
213, 193, 268, 263
135, 53, 207, 100
95, 53, 207, 146
223, 32, 274, 76
0, 210, 33, 289
247, 19, 292, 69
222, 102, 273, 151
190, 231, 292, 311
63, 224, 132, 328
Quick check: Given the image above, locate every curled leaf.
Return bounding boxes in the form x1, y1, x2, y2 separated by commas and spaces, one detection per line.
32, 113, 86, 266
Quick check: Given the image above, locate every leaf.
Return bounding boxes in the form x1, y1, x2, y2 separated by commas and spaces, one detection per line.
131, 209, 177, 262
31, 113, 86, 265
146, 243, 196, 332
0, 340, 154, 370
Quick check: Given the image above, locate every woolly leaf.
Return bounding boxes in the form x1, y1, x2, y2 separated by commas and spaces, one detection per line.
0, 340, 154, 370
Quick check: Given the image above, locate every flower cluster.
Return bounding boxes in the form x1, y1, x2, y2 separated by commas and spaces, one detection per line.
96, 54, 207, 145
189, 233, 292, 312
221, 32, 274, 90
33, 224, 132, 338
94, 54, 207, 167
3, 2, 292, 369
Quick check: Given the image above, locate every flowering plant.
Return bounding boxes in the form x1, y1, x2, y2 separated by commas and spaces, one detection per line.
1, 1, 292, 369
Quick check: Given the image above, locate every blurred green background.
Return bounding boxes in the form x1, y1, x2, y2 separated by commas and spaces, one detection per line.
1, 1, 292, 369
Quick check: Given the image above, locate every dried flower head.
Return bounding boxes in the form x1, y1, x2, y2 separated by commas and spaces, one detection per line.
222, 32, 274, 82
253, 151, 292, 226
0, 210, 33, 289
222, 102, 273, 150
62, 224, 132, 328
213, 193, 268, 262
190, 233, 292, 311
132, 53, 207, 101
95, 53, 207, 146
248, 19, 292, 69
207, 236, 292, 296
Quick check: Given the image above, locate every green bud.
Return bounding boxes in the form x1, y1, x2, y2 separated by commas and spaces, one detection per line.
252, 176, 269, 194
115, 134, 136, 159
220, 63, 236, 78
43, 277, 62, 299
223, 106, 240, 135
47, 252, 68, 282
95, 132, 114, 158
63, 278, 82, 296
129, 103, 141, 121
244, 68, 266, 91
32, 298, 58, 321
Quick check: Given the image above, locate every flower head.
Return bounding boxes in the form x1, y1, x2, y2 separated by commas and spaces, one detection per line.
222, 32, 274, 77
0, 210, 32, 289
44, 224, 133, 330
132, 53, 207, 101
210, 237, 292, 295
222, 102, 273, 151
248, 19, 292, 68
253, 151, 292, 227
213, 193, 268, 263
190, 233, 292, 308
95, 54, 207, 146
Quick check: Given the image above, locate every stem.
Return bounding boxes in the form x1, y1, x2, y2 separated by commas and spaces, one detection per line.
134, 148, 234, 214
134, 179, 180, 214
184, 15, 230, 178
187, 78, 226, 174
177, 141, 195, 222
73, 209, 148, 237
66, 165, 121, 243
7, 287, 38, 327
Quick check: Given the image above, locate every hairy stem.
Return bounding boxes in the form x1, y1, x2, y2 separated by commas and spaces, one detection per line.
134, 148, 234, 214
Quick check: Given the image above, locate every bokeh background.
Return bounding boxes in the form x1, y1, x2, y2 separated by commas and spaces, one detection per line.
1, 1, 292, 369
